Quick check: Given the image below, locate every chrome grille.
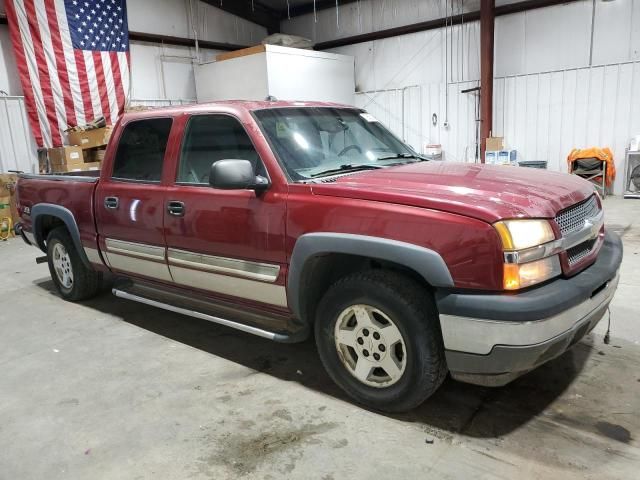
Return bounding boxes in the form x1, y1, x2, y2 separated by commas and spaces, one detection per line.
555, 195, 599, 236
567, 239, 596, 265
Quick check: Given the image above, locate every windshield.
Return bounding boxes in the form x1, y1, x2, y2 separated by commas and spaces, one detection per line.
253, 107, 422, 181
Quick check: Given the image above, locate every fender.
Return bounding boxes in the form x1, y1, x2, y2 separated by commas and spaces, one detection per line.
288, 233, 454, 320
31, 203, 91, 268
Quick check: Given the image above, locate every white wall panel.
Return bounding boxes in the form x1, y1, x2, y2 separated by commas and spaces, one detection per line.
0, 97, 38, 174
592, 0, 635, 65
523, 1, 592, 74
127, 0, 267, 46
128, 42, 225, 103
0, 25, 22, 96
127, 0, 192, 38
196, 1, 267, 45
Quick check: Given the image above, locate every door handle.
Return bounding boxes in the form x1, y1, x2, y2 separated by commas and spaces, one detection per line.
104, 197, 119, 209
167, 201, 185, 217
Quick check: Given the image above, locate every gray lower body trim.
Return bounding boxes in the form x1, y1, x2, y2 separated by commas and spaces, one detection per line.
83, 247, 102, 265
103, 238, 172, 282
167, 248, 280, 282
440, 271, 619, 355
169, 265, 287, 307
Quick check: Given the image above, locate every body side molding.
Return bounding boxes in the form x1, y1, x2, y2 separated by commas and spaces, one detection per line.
31, 203, 91, 268
288, 232, 454, 320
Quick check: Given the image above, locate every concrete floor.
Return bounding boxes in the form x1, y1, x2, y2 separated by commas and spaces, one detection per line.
0, 197, 638, 480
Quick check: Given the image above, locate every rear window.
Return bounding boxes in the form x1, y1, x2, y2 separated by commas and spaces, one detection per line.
112, 118, 173, 182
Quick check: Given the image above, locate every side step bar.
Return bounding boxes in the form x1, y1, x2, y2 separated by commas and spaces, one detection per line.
112, 288, 302, 342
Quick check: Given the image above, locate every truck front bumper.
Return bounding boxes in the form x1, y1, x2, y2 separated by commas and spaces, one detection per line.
435, 230, 623, 387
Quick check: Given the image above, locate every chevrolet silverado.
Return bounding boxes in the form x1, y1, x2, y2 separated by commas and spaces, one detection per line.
15, 101, 622, 412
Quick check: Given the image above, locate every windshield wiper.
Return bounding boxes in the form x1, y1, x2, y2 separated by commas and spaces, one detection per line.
310, 164, 382, 178
376, 153, 425, 161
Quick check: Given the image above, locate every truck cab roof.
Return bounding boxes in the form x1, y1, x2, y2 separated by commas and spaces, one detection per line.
122, 100, 356, 122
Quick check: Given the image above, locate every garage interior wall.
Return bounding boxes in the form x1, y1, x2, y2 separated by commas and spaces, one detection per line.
282, 0, 640, 195
0, 0, 267, 173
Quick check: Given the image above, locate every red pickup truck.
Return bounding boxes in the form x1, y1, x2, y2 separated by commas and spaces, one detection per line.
15, 101, 622, 412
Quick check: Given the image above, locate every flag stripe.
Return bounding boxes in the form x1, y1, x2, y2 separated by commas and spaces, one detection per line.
44, 0, 77, 128
83, 51, 104, 122
100, 51, 119, 125
22, 0, 62, 146
74, 50, 96, 123
109, 51, 125, 120
54, 0, 85, 127
92, 50, 111, 123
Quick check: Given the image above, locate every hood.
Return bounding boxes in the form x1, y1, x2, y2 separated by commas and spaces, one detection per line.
310, 162, 595, 223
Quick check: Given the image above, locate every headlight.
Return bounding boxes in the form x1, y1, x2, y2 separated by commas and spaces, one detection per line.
494, 219, 555, 250
503, 256, 562, 290
494, 219, 560, 290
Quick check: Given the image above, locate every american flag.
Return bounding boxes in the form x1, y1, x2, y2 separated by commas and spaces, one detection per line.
5, 0, 130, 148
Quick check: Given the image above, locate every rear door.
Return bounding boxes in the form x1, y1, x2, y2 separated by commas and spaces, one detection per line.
163, 113, 288, 309
95, 117, 175, 283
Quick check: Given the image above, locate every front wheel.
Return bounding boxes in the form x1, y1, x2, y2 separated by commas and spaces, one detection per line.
46, 227, 102, 301
315, 270, 447, 412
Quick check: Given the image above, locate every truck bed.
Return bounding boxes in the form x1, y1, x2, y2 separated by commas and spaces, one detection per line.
16, 173, 100, 254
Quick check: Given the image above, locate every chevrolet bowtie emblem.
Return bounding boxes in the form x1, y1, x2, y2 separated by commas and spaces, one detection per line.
585, 218, 599, 238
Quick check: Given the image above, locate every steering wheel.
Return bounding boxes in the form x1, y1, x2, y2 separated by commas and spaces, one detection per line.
338, 144, 363, 157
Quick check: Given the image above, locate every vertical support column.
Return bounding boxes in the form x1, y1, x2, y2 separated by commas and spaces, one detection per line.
480, 0, 495, 162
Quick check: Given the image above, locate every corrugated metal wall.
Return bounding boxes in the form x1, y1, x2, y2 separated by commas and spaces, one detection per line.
493, 61, 640, 194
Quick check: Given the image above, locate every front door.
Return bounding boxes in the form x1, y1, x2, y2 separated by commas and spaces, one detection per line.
95, 117, 174, 283
163, 113, 287, 309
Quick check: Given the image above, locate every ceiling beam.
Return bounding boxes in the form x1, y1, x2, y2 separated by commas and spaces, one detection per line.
202, 0, 280, 34
315, 0, 580, 50
129, 31, 248, 51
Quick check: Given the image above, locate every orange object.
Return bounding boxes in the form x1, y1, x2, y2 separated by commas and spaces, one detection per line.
567, 147, 616, 187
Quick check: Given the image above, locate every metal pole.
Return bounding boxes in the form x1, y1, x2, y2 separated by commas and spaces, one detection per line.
480, 0, 495, 162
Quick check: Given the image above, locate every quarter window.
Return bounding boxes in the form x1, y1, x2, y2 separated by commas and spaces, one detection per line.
177, 115, 264, 184
112, 118, 173, 182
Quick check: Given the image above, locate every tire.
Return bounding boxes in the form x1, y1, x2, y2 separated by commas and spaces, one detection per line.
315, 270, 447, 412
46, 227, 102, 301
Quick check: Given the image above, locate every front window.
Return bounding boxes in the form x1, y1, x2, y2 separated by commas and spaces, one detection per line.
253, 107, 422, 181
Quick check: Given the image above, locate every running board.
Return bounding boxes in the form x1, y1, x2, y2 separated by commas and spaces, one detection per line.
112, 288, 302, 342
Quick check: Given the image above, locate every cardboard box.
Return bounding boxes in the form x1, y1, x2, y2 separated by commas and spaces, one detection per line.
48, 146, 84, 166
51, 161, 101, 173
67, 126, 112, 150
83, 148, 106, 163
0, 173, 17, 196
486, 137, 504, 151
0, 173, 19, 229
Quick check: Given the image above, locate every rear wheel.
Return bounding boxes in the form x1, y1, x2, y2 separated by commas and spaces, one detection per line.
315, 270, 447, 412
47, 227, 101, 301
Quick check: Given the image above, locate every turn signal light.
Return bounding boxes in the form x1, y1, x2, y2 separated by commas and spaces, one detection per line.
503, 256, 562, 290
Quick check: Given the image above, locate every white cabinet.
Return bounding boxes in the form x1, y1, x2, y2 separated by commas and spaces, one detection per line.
194, 45, 355, 106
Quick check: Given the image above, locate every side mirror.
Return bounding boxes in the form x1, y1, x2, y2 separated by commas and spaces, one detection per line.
209, 159, 270, 191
